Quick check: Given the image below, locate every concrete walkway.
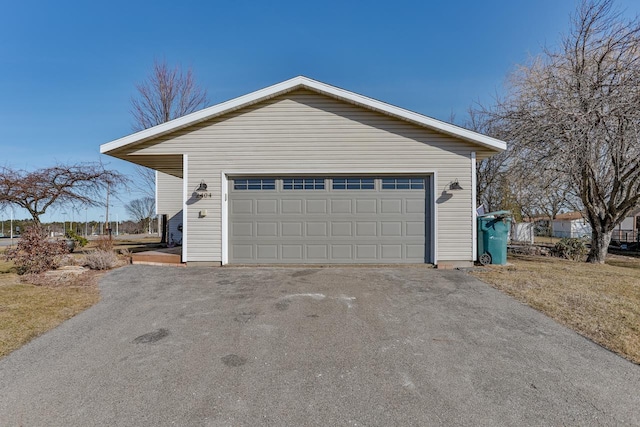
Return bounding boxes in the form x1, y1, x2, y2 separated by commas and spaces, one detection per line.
0, 265, 638, 426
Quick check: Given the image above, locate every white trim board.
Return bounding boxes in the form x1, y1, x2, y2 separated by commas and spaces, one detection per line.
154, 170, 159, 216
471, 152, 477, 262
221, 172, 229, 265
101, 76, 507, 154
221, 168, 438, 176
182, 155, 189, 263
432, 170, 438, 265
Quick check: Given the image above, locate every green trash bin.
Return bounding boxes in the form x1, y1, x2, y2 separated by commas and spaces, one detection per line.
477, 211, 511, 265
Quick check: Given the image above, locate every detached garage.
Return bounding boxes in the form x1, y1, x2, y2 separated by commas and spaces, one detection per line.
100, 76, 506, 267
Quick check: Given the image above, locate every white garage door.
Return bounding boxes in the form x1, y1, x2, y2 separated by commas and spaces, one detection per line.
229, 176, 431, 264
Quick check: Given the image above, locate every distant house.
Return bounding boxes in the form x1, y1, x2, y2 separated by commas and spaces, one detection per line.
614, 208, 640, 242
552, 212, 591, 239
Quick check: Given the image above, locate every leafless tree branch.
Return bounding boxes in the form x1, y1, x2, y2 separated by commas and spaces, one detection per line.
130, 59, 209, 198
492, 0, 640, 263
0, 163, 128, 224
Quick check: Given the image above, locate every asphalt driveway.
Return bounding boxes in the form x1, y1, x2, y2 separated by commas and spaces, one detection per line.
0, 265, 638, 426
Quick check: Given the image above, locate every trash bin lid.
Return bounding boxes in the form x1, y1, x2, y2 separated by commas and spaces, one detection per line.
478, 210, 511, 218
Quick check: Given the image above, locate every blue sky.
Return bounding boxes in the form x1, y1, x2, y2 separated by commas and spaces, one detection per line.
1, 0, 639, 224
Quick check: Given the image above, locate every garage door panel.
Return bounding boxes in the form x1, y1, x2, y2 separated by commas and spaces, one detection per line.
282, 199, 303, 214
331, 200, 352, 214
331, 222, 352, 236
381, 221, 402, 237
257, 199, 278, 214
331, 245, 352, 259
282, 222, 303, 237
257, 244, 278, 259
307, 245, 328, 259
381, 199, 402, 214
229, 176, 430, 264
381, 244, 402, 259
232, 222, 253, 237
233, 244, 253, 260
282, 245, 303, 260
231, 199, 253, 214
306, 222, 328, 237
306, 199, 327, 214
406, 244, 425, 259
256, 222, 278, 237
356, 199, 377, 214
406, 199, 425, 214
406, 222, 425, 237
356, 245, 377, 259
356, 222, 377, 237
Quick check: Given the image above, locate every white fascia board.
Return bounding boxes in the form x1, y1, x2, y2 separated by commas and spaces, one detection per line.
100, 76, 507, 154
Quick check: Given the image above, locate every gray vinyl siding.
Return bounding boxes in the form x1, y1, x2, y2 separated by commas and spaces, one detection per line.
136, 89, 476, 263
156, 171, 184, 246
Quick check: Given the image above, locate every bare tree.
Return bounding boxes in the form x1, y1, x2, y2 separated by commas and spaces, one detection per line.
130, 60, 209, 197
494, 0, 640, 263
131, 59, 209, 131
467, 109, 513, 212
129, 60, 209, 241
0, 163, 127, 224
125, 197, 155, 234
132, 167, 156, 200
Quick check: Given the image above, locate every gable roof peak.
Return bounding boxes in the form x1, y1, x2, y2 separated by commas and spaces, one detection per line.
101, 76, 507, 154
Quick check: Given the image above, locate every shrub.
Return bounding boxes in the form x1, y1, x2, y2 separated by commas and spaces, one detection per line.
65, 229, 88, 247
83, 250, 118, 270
4, 225, 69, 274
553, 238, 588, 261
94, 235, 114, 252
21, 270, 93, 287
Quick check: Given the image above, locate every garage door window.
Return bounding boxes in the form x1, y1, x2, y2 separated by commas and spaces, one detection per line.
381, 178, 425, 190
333, 178, 375, 190
234, 179, 276, 190
283, 178, 325, 190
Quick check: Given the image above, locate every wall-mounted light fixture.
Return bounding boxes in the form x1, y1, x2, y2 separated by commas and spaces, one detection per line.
194, 180, 212, 198
449, 179, 463, 191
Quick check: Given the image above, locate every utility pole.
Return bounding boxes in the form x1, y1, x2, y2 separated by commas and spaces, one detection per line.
105, 181, 110, 236
10, 207, 13, 247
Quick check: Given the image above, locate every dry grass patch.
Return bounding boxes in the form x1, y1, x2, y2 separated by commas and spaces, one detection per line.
471, 254, 640, 364
0, 259, 14, 274
83, 235, 162, 253
0, 258, 101, 357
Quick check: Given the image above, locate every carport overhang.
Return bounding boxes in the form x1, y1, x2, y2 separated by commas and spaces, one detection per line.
107, 153, 183, 178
